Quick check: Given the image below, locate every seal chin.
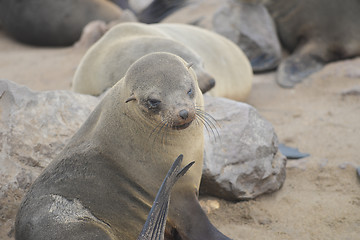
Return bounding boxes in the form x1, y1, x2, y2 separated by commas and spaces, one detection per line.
171, 121, 192, 130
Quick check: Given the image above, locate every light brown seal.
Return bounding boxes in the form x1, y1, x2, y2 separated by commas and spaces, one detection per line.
15, 52, 231, 239
72, 22, 252, 101
72, 22, 216, 96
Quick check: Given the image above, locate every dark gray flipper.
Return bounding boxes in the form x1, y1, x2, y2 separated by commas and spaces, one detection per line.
277, 53, 324, 88
137, 154, 194, 240
278, 143, 310, 159
138, 0, 186, 23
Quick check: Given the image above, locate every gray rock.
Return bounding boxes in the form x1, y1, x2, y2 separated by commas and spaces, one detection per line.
201, 95, 286, 200
0, 79, 99, 239
163, 0, 281, 72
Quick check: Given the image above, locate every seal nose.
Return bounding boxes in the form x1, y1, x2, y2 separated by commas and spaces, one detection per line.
179, 109, 189, 120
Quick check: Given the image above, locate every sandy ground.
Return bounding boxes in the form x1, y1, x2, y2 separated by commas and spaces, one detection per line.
1, 29, 360, 240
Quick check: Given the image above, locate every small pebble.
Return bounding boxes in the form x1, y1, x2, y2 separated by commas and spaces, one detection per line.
338, 162, 356, 169
319, 159, 328, 169
341, 87, 360, 96
258, 217, 272, 225
200, 199, 220, 214
338, 163, 347, 169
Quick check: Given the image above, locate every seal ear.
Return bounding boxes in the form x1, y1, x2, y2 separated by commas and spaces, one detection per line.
125, 94, 136, 103
186, 62, 194, 69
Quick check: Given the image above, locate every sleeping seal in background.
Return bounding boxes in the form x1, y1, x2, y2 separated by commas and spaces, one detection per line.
264, 0, 360, 87
134, 0, 360, 88
15, 52, 231, 239
0, 0, 135, 46
72, 22, 252, 101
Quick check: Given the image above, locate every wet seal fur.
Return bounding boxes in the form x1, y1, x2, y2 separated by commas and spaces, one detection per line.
0, 0, 134, 46
72, 22, 252, 101
15, 52, 231, 239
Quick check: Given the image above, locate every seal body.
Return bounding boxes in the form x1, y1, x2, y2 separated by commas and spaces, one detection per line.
15, 52, 230, 240
72, 22, 252, 101
0, 0, 133, 46
265, 0, 360, 87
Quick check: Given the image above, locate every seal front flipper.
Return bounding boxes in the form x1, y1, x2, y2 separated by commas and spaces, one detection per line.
277, 45, 324, 88
138, 154, 194, 240
168, 190, 232, 240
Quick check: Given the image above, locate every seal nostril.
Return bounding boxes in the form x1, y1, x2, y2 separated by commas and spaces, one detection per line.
179, 109, 189, 120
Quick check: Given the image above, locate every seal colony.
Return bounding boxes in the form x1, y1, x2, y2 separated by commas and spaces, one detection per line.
142, 0, 360, 88
15, 52, 231, 239
72, 22, 252, 101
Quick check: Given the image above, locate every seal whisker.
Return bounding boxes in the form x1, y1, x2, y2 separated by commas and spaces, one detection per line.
194, 111, 207, 129
195, 114, 212, 139
195, 109, 220, 141
164, 123, 170, 145
196, 113, 218, 141
198, 113, 220, 138
160, 121, 169, 145
160, 121, 170, 145
194, 117, 201, 126
196, 109, 219, 132
151, 120, 168, 144
196, 107, 220, 128
150, 120, 166, 138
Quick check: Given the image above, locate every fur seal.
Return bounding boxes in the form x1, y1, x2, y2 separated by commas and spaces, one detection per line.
0, 0, 135, 46
72, 22, 252, 101
264, 0, 360, 87
15, 52, 231, 239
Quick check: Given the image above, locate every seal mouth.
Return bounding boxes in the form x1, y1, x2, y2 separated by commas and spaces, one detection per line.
171, 121, 192, 130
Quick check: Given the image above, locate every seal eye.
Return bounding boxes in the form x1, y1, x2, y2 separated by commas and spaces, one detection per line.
187, 88, 194, 98
147, 99, 161, 109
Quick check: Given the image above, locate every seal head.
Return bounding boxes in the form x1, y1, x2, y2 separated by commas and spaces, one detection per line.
124, 52, 199, 130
